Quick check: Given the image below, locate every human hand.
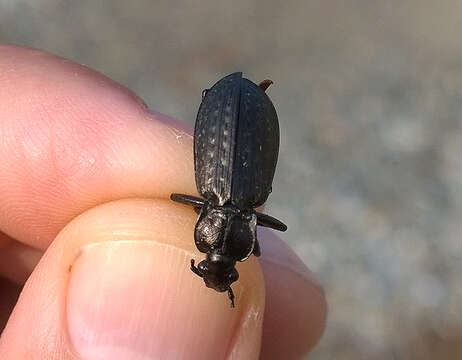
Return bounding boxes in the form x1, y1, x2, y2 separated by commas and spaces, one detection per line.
0, 45, 326, 360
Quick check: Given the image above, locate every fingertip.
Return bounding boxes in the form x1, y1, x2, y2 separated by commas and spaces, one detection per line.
260, 261, 327, 359
68, 240, 264, 360
0, 199, 265, 359
0, 45, 197, 249
259, 229, 327, 359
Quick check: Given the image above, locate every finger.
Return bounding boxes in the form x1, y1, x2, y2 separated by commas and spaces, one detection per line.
0, 224, 328, 359
259, 229, 327, 359
0, 45, 196, 249
0, 240, 41, 327
0, 45, 327, 358
0, 239, 42, 284
0, 277, 21, 332
0, 199, 265, 360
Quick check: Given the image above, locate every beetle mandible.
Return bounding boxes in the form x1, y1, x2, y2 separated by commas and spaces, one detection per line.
171, 72, 287, 307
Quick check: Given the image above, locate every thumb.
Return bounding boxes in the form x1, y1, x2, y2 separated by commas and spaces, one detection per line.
0, 199, 265, 360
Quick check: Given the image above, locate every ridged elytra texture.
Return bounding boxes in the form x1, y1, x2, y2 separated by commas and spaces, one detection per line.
194, 72, 280, 208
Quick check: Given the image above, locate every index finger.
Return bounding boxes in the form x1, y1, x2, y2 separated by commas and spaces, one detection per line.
0, 45, 196, 249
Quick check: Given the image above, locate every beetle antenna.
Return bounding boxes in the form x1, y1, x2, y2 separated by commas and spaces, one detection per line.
227, 286, 235, 307
258, 79, 273, 92
190, 259, 203, 278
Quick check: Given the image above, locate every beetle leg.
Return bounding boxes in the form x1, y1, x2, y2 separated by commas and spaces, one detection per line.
170, 194, 205, 212
190, 259, 203, 278
252, 239, 261, 257
256, 211, 287, 232
258, 79, 273, 92
227, 286, 235, 308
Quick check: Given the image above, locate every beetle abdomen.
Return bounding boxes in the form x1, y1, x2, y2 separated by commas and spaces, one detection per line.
194, 72, 280, 208
194, 73, 241, 205
231, 78, 279, 208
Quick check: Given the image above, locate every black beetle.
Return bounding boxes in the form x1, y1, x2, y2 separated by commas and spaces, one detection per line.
171, 72, 287, 307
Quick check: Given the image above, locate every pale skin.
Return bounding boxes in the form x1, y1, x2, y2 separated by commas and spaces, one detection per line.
0, 45, 326, 359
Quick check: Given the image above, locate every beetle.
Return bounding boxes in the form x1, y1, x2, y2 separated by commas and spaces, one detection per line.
171, 72, 287, 307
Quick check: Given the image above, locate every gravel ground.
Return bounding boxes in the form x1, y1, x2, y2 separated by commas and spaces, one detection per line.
2, 1, 462, 359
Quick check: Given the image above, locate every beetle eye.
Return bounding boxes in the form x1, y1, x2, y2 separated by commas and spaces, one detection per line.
198, 260, 208, 273
201, 89, 209, 99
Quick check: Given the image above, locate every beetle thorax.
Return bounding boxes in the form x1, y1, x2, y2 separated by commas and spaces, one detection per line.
194, 203, 257, 262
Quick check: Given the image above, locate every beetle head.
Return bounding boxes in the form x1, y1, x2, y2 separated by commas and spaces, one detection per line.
191, 253, 239, 292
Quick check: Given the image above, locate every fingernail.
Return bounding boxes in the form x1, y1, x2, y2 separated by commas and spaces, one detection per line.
258, 228, 322, 289
66, 240, 246, 360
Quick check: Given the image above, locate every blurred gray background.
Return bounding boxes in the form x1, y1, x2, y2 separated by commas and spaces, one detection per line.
2, 1, 462, 359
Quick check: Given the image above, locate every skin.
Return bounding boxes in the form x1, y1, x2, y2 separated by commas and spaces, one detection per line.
0, 45, 326, 359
